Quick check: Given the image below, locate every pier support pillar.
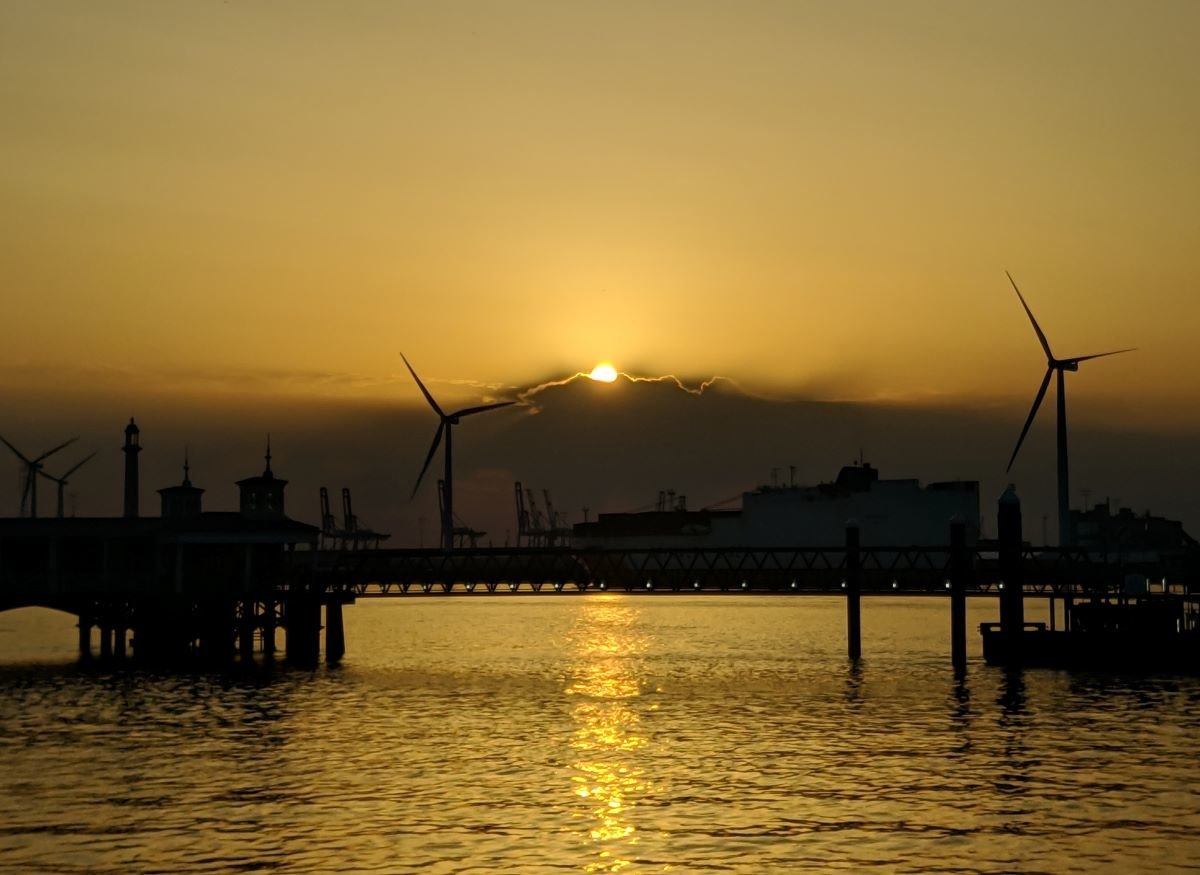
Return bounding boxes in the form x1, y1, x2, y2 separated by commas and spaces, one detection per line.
845, 522, 861, 661
239, 600, 256, 659
114, 627, 126, 659
78, 617, 91, 659
285, 592, 321, 666
99, 625, 113, 660
262, 601, 276, 656
325, 600, 345, 665
950, 519, 968, 673
998, 487, 1024, 665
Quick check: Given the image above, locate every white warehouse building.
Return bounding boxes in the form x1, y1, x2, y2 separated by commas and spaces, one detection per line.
572, 463, 980, 550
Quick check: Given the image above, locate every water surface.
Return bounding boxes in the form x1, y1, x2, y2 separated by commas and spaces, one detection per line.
1, 597, 1197, 873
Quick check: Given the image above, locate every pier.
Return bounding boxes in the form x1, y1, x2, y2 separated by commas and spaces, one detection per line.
1, 493, 1196, 667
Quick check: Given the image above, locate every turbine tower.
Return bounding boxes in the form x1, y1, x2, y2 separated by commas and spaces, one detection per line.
402, 353, 515, 550
1005, 271, 1133, 546
0, 435, 78, 518
39, 452, 99, 518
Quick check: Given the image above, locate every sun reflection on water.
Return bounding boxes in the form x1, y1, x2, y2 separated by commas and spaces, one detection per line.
566, 597, 653, 872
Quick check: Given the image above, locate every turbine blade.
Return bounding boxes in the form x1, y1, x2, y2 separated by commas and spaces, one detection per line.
452, 400, 517, 419
411, 422, 445, 498
1006, 271, 1054, 360
1006, 368, 1053, 472
0, 435, 32, 465
62, 451, 98, 479
1066, 348, 1137, 365
400, 353, 444, 418
34, 436, 78, 464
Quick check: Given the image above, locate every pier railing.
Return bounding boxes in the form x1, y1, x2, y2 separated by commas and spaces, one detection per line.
306, 543, 1190, 596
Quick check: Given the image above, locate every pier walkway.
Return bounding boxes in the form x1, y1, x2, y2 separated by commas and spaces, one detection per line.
1, 506, 1195, 666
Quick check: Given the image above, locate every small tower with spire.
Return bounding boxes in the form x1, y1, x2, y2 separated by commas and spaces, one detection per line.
236, 436, 287, 520
158, 449, 204, 519
122, 417, 141, 518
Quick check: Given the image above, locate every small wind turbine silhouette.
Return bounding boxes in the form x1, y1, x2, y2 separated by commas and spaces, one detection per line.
1004, 271, 1134, 546
39, 452, 99, 518
0, 435, 78, 518
402, 353, 515, 550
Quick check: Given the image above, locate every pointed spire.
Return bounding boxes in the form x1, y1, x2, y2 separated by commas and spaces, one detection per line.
182, 446, 191, 487
264, 434, 273, 478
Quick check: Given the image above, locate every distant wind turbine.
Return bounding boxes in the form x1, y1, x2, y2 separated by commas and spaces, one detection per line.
39, 451, 98, 518
402, 353, 515, 550
1004, 271, 1134, 546
0, 435, 78, 518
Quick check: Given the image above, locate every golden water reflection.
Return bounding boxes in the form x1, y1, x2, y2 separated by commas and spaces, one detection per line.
566, 597, 654, 872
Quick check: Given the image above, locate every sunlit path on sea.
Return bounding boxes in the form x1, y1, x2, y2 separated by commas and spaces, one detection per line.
1, 597, 1199, 873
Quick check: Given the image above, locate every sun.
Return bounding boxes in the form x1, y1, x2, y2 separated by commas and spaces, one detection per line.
588, 363, 618, 383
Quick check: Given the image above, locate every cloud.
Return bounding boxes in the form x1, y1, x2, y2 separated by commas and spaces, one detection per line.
513, 369, 754, 412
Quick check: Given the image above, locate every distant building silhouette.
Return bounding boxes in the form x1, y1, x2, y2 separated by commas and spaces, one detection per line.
574, 462, 980, 549
1075, 499, 1195, 552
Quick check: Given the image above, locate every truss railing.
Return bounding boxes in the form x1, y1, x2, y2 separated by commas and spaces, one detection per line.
301, 545, 1194, 597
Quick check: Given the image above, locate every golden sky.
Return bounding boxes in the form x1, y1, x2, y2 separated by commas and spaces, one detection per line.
2, 1, 1198, 421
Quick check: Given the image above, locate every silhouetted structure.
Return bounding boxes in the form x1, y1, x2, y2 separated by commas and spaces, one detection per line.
1, 435, 78, 518
318, 486, 390, 549
440, 479, 486, 548
122, 418, 140, 518
0, 422, 340, 666
1071, 501, 1200, 588
981, 486, 1200, 669
236, 437, 286, 520
1004, 272, 1133, 546
38, 451, 98, 518
514, 481, 572, 547
573, 463, 980, 549
401, 353, 514, 551
157, 451, 203, 518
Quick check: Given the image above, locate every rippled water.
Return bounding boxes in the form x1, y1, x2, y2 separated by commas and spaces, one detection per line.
1, 596, 1199, 873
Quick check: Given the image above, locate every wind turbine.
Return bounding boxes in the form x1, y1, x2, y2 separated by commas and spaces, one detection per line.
402, 353, 515, 550
39, 451, 98, 518
1004, 271, 1134, 546
0, 435, 78, 518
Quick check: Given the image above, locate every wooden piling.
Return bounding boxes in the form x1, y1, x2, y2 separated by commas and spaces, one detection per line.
950, 519, 967, 672
845, 522, 861, 660
998, 487, 1024, 664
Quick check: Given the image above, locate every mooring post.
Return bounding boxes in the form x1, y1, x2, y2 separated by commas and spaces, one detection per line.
998, 486, 1024, 665
325, 599, 345, 664
846, 521, 862, 661
950, 518, 968, 672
